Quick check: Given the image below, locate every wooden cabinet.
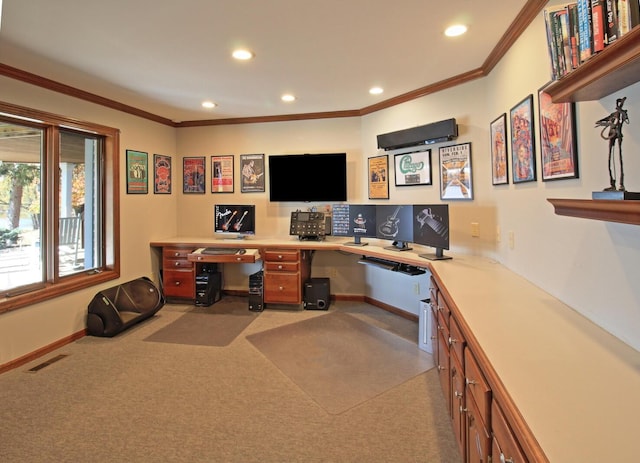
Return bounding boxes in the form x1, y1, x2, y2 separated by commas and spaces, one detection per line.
492, 400, 528, 463
263, 249, 311, 305
162, 246, 196, 300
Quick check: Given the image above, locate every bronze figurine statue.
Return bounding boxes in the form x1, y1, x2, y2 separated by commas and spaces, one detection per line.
595, 97, 629, 191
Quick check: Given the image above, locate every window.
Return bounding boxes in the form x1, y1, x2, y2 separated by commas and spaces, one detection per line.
0, 101, 119, 312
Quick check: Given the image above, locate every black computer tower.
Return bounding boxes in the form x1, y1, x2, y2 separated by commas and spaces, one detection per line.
303, 278, 331, 310
195, 271, 222, 307
249, 270, 264, 312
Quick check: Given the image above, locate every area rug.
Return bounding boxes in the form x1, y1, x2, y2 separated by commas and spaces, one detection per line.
144, 298, 260, 347
246, 312, 434, 414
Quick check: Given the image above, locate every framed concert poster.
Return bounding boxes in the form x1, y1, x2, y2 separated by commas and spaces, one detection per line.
490, 114, 509, 185
211, 155, 234, 193
368, 154, 389, 199
439, 143, 473, 200
538, 85, 579, 181
393, 149, 431, 186
126, 149, 148, 194
183, 156, 206, 194
510, 94, 536, 183
153, 154, 172, 194
240, 154, 265, 193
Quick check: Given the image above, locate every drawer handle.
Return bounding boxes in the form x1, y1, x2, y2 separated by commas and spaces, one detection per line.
449, 336, 458, 345
500, 455, 514, 463
278, 265, 283, 270
174, 262, 180, 266
454, 391, 463, 399
174, 252, 180, 257
437, 365, 446, 372
197, 256, 203, 260
278, 255, 283, 259
175, 281, 181, 286
236, 257, 242, 261
466, 378, 477, 386
278, 286, 284, 291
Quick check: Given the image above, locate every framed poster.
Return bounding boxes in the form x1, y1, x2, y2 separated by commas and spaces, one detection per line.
126, 149, 148, 194
538, 85, 579, 181
183, 156, 206, 193
240, 154, 265, 193
153, 154, 171, 194
368, 154, 389, 199
490, 114, 509, 185
439, 142, 473, 200
393, 149, 431, 186
211, 155, 234, 193
510, 94, 536, 183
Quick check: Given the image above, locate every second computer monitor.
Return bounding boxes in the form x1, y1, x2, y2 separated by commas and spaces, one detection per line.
413, 204, 452, 260
332, 204, 377, 246
376, 204, 414, 251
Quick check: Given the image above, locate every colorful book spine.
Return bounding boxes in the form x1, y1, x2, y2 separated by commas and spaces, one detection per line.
544, 8, 559, 80
577, 0, 593, 62
592, 0, 606, 52
568, 3, 581, 69
618, 0, 630, 36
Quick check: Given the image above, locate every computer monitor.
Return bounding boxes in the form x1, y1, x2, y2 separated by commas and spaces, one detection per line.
413, 204, 452, 260
376, 204, 414, 251
213, 204, 256, 238
331, 204, 377, 246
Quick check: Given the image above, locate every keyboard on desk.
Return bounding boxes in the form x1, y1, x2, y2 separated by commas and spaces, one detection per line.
201, 247, 241, 255
358, 256, 426, 275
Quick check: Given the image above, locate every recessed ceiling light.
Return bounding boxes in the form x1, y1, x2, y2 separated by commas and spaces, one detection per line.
281, 94, 296, 102
369, 87, 384, 95
445, 24, 467, 37
232, 49, 254, 60
202, 101, 216, 109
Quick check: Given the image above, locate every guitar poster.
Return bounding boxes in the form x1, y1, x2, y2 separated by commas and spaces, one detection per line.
439, 142, 473, 200
240, 154, 265, 193
368, 155, 389, 199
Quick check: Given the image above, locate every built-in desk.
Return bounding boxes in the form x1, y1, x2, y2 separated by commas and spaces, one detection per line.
150, 237, 639, 462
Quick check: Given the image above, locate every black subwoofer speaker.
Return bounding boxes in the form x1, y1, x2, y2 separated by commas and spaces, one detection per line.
303, 278, 331, 310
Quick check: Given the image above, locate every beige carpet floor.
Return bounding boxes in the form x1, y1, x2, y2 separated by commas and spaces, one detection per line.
247, 311, 434, 414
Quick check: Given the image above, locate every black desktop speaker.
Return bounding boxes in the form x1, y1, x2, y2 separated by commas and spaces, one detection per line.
303, 278, 331, 310
377, 118, 458, 150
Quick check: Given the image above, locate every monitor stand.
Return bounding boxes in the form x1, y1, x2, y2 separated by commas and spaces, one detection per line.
384, 241, 412, 252
344, 235, 368, 246
419, 247, 452, 260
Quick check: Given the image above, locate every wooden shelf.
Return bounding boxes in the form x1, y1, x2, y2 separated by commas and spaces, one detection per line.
547, 198, 640, 225
545, 26, 640, 103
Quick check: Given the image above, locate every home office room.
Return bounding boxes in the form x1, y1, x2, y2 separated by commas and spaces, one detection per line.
1, 1, 640, 462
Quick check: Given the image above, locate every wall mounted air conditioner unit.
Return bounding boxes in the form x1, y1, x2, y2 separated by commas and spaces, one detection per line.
377, 118, 458, 150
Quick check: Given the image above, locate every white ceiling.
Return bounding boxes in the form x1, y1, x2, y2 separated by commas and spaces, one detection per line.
0, 0, 534, 123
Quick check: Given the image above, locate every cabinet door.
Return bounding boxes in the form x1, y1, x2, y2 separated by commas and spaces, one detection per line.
491, 400, 528, 463
464, 347, 491, 428
436, 326, 451, 415
466, 395, 491, 463
451, 351, 466, 456
264, 273, 300, 303
163, 270, 194, 298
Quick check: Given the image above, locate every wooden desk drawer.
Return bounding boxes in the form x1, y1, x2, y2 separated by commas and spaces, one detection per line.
163, 269, 194, 298
189, 253, 257, 264
465, 347, 491, 429
163, 247, 193, 259
449, 315, 466, 366
264, 273, 300, 303
491, 400, 527, 463
264, 249, 299, 262
264, 261, 299, 272
165, 258, 193, 269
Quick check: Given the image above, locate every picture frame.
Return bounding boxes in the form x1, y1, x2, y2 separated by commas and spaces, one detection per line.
538, 85, 579, 181
439, 142, 473, 200
211, 155, 234, 193
510, 94, 537, 183
368, 154, 389, 199
240, 154, 265, 193
490, 114, 509, 185
126, 149, 148, 194
153, 154, 171, 194
183, 156, 206, 194
393, 149, 432, 186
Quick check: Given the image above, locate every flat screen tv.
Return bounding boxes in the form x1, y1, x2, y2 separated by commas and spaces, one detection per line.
213, 204, 256, 238
375, 204, 414, 251
331, 204, 377, 246
413, 204, 452, 260
269, 153, 347, 202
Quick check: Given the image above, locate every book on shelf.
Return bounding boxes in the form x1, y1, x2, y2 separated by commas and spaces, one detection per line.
591, 0, 606, 52
577, 0, 593, 63
605, 0, 620, 43
568, 3, 581, 69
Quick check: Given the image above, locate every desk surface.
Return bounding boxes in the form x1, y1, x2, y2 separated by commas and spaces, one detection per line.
150, 236, 640, 462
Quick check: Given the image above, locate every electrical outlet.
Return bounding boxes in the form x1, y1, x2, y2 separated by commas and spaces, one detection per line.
508, 231, 515, 250
414, 283, 420, 295
471, 222, 480, 237
329, 268, 338, 278
496, 225, 501, 243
